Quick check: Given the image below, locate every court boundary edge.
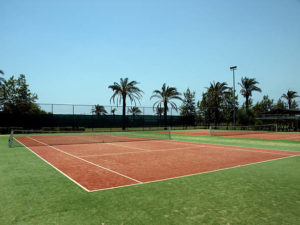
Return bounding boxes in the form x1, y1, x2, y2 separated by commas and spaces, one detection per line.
13, 138, 300, 193
89, 154, 299, 192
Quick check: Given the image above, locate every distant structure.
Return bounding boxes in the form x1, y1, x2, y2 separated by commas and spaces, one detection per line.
257, 109, 300, 131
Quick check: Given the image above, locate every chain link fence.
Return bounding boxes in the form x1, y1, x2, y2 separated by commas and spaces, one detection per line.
0, 103, 185, 132
38, 103, 180, 116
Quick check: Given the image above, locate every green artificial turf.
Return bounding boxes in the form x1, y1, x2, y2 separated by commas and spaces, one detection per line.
1, 133, 300, 225
170, 134, 300, 152
114, 130, 300, 152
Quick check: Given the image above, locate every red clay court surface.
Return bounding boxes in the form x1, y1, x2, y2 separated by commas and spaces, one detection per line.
15, 136, 300, 192
171, 130, 300, 141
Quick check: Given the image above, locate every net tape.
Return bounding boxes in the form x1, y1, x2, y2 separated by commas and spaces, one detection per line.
209, 124, 277, 137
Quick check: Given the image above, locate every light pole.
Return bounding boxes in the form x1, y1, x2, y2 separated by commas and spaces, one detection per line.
230, 66, 237, 126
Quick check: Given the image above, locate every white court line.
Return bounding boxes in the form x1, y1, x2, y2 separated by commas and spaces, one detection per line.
151, 139, 299, 155
199, 144, 297, 156
109, 139, 297, 156
106, 142, 201, 153
80, 145, 202, 158
89, 154, 299, 192
25, 137, 142, 184
14, 138, 90, 192
15, 136, 300, 193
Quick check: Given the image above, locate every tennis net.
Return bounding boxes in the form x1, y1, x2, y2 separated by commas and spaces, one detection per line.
209, 124, 277, 137
9, 128, 172, 148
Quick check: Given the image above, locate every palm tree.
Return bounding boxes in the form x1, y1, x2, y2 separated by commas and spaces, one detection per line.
128, 106, 142, 116
111, 108, 117, 116
281, 90, 299, 109
150, 83, 182, 127
155, 106, 164, 117
206, 81, 229, 126
108, 78, 143, 130
91, 104, 107, 116
239, 77, 262, 111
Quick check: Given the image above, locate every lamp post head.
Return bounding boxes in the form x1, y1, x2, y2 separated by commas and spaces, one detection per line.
230, 66, 237, 70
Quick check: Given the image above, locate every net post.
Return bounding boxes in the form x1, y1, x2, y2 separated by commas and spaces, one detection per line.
168, 126, 172, 140
101, 132, 104, 143
8, 129, 14, 148
209, 126, 212, 136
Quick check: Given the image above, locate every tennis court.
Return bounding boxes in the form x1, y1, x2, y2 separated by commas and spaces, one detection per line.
13, 132, 299, 192
171, 130, 300, 141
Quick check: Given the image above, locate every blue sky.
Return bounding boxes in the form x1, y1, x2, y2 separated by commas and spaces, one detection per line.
1, 0, 300, 109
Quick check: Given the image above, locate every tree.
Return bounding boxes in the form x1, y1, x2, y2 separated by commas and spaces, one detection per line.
236, 108, 255, 125
281, 90, 299, 109
0, 74, 42, 114
0, 70, 4, 110
111, 108, 117, 116
253, 95, 274, 115
221, 87, 238, 125
197, 92, 214, 125
128, 106, 142, 116
239, 77, 262, 111
155, 106, 164, 117
274, 98, 287, 109
180, 88, 196, 116
108, 78, 143, 130
206, 81, 229, 126
150, 83, 182, 127
291, 100, 299, 109
0, 70, 4, 86
180, 88, 196, 125
92, 105, 107, 116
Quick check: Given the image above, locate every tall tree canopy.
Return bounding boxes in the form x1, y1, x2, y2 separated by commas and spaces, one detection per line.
281, 90, 299, 109
274, 98, 287, 109
206, 81, 229, 126
221, 87, 238, 125
180, 88, 196, 125
180, 88, 196, 116
150, 83, 182, 127
197, 83, 233, 126
197, 91, 213, 125
253, 95, 274, 114
108, 78, 143, 130
0, 74, 42, 114
239, 77, 262, 111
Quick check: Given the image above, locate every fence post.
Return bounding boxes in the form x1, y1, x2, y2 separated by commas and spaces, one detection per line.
8, 129, 14, 148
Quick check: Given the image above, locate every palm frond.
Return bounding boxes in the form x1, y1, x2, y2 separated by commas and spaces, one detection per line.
108, 77, 143, 109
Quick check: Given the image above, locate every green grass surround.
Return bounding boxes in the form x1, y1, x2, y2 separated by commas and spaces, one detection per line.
1, 134, 300, 225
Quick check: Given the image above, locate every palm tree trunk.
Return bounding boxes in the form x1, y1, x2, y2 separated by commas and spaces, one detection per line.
246, 95, 249, 111
164, 101, 168, 128
122, 95, 126, 130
